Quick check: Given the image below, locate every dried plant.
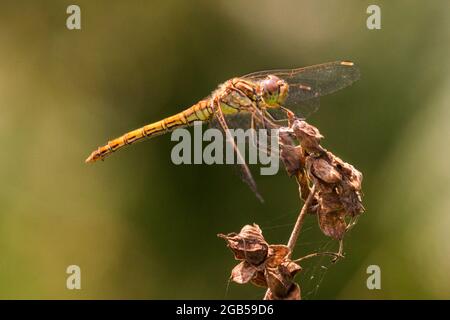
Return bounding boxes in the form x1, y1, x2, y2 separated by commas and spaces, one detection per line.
218, 224, 302, 300
219, 116, 365, 300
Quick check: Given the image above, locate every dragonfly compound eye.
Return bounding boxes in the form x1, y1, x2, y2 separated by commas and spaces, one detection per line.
262, 75, 287, 107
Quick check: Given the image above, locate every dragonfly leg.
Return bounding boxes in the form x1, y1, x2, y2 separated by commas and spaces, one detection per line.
249, 110, 278, 157
249, 114, 262, 150
213, 97, 263, 202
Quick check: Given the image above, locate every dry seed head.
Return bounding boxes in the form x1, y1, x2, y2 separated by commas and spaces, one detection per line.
219, 224, 302, 300
217, 223, 268, 265
279, 118, 365, 239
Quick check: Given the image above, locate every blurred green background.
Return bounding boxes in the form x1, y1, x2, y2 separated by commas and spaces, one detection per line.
0, 0, 449, 299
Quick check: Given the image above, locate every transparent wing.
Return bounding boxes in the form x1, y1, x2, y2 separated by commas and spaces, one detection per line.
209, 112, 253, 131
208, 110, 264, 201
266, 98, 319, 121
209, 109, 280, 155
208, 107, 286, 201
242, 61, 360, 118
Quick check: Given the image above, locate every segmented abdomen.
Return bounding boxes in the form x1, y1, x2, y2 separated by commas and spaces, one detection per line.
85, 100, 213, 163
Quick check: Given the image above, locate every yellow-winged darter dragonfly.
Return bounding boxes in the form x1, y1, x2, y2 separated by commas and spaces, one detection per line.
86, 61, 359, 200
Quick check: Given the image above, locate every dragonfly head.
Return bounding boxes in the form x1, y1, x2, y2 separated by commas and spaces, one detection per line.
260, 75, 289, 108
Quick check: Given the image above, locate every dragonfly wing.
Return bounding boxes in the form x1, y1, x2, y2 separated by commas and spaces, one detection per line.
209, 112, 253, 131
209, 108, 280, 169
209, 103, 264, 202
242, 61, 359, 118
266, 97, 320, 120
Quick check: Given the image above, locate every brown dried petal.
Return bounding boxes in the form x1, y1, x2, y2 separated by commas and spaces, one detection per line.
239, 224, 265, 241
316, 191, 343, 214
292, 120, 324, 153
339, 187, 365, 216
318, 210, 347, 240
285, 283, 301, 300
282, 260, 302, 278
265, 261, 301, 299
218, 224, 268, 265
330, 154, 363, 191
265, 267, 291, 298
278, 128, 296, 146
311, 158, 342, 184
266, 245, 291, 268
230, 261, 257, 284
292, 120, 324, 140
250, 270, 268, 288
266, 283, 301, 300
346, 170, 363, 193
280, 144, 303, 177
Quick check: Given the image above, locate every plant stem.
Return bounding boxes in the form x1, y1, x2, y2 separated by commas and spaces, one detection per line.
263, 184, 316, 300
286, 184, 316, 255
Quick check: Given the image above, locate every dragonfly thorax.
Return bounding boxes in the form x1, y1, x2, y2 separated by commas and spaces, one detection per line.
215, 79, 255, 114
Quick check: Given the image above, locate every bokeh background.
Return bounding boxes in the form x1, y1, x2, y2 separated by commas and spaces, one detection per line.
0, 0, 449, 299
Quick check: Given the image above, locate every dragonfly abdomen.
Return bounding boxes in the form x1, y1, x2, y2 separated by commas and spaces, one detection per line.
85, 99, 213, 163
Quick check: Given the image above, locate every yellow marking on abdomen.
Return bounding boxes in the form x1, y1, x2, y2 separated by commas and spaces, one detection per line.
85, 100, 213, 163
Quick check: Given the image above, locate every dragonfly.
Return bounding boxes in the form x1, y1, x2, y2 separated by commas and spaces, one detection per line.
85, 61, 360, 201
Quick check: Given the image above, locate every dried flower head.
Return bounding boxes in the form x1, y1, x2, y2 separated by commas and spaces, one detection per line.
279, 119, 365, 240
217, 224, 269, 265
218, 224, 302, 300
